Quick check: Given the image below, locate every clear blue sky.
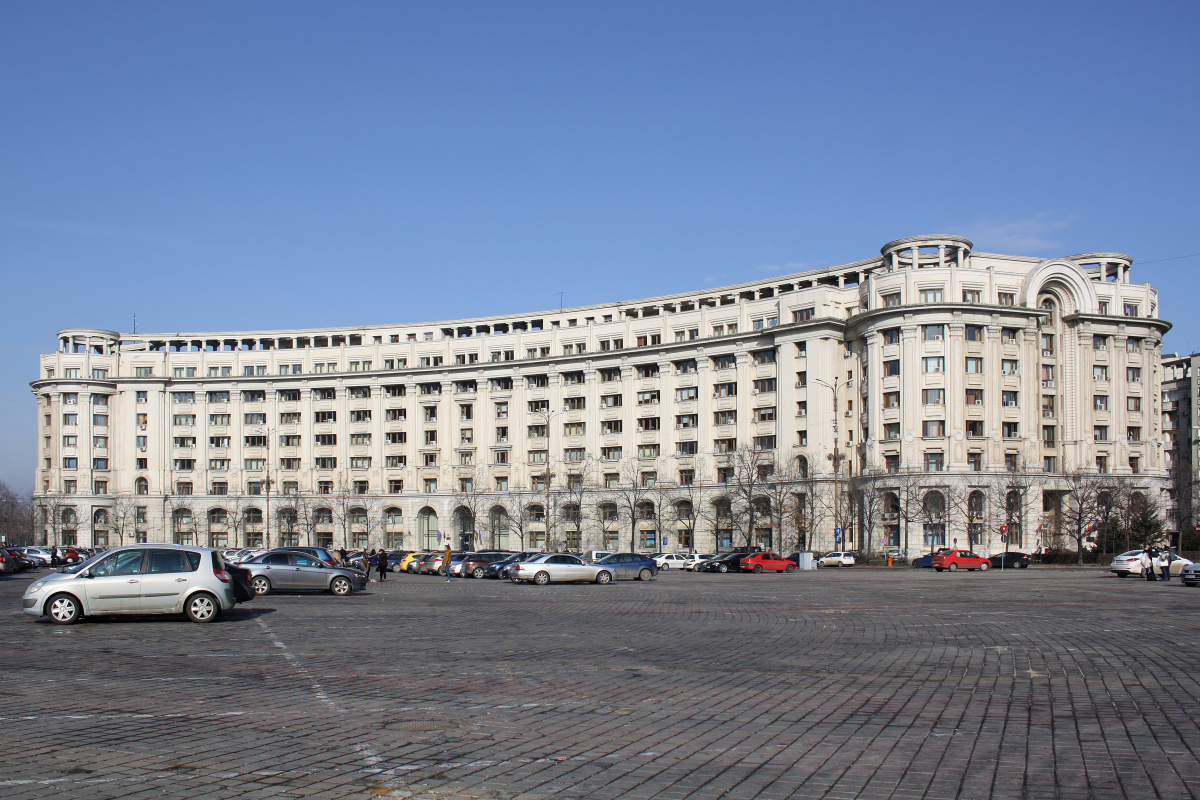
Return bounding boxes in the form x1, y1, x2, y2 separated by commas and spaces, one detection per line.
2, 1, 1198, 491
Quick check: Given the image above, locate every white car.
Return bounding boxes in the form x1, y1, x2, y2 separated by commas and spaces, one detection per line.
22, 544, 239, 624
818, 551, 856, 567
683, 553, 716, 571
1110, 550, 1192, 578
653, 554, 688, 570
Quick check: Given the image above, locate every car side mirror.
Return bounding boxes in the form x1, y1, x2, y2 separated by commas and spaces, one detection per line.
80, 570, 93, 578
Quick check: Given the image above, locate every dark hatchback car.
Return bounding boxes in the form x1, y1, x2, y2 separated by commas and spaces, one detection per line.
460, 551, 514, 578
486, 552, 541, 579
988, 551, 1031, 569
593, 552, 658, 581
912, 549, 952, 568
698, 552, 750, 573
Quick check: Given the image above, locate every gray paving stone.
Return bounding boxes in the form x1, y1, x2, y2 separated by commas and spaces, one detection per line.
2, 566, 1199, 798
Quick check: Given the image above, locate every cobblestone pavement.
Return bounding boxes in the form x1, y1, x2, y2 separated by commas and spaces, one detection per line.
2, 565, 1199, 799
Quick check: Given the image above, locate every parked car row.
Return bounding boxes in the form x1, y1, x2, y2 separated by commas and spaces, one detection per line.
1109, 550, 1193, 578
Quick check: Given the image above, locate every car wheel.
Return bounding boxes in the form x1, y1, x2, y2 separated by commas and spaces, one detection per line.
330, 576, 352, 596
662, 563, 669, 569
935, 568, 943, 572
185, 592, 219, 623
251, 576, 271, 596
510, 575, 521, 583
753, 564, 763, 574
638, 568, 653, 581
533, 571, 551, 586
391, 565, 401, 572
717, 564, 728, 573
46, 593, 81, 625
1019, 563, 1029, 568
980, 562, 989, 571
1184, 580, 1196, 587
472, 567, 486, 579
1116, 572, 1128, 578
949, 563, 959, 572
596, 570, 613, 585
785, 564, 796, 573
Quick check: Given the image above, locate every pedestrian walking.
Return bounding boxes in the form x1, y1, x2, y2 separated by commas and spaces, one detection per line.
1140, 548, 1155, 581
377, 549, 388, 582
1158, 549, 1172, 582
337, 547, 348, 566
444, 542, 453, 582
49, 546, 59, 567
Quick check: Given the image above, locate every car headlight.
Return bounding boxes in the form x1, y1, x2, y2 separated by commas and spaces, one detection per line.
27, 581, 45, 593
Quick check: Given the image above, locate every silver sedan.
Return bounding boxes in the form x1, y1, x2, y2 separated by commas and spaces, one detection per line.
241, 551, 368, 596
509, 553, 613, 585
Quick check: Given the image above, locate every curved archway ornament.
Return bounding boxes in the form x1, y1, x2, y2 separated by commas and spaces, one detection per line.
1019, 259, 1100, 314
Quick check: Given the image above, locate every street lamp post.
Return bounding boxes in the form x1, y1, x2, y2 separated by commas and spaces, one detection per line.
812, 377, 853, 552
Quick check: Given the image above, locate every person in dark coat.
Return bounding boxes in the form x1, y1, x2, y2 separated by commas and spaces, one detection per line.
377, 549, 388, 581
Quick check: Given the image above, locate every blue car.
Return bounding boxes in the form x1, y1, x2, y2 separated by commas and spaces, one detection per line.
593, 552, 659, 581
912, 548, 952, 568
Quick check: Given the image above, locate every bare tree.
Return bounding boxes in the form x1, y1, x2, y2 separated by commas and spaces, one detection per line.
1001, 462, 1038, 552
1167, 457, 1195, 550
674, 462, 715, 553
848, 467, 890, 558
451, 467, 492, 550
560, 456, 596, 552
606, 461, 652, 552
0, 482, 34, 546
1059, 469, 1109, 563
885, 466, 927, 557
329, 480, 358, 550
39, 492, 73, 548
793, 461, 829, 552
109, 495, 138, 547
726, 445, 774, 548
506, 495, 534, 552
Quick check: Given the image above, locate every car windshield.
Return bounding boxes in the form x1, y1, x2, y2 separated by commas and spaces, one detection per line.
524, 554, 553, 563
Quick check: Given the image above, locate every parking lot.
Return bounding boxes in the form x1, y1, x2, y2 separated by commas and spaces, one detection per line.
2, 565, 1200, 800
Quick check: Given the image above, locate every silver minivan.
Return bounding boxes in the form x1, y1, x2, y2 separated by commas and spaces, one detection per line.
22, 544, 238, 624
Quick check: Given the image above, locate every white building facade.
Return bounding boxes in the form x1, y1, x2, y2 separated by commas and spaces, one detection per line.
31, 235, 1171, 556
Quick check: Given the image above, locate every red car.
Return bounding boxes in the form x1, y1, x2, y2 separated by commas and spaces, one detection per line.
931, 550, 990, 572
739, 552, 797, 573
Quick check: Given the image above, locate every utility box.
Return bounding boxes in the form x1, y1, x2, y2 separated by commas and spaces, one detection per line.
794, 552, 815, 570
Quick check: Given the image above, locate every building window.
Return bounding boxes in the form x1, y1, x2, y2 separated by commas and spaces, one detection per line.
922, 325, 944, 341
966, 420, 984, 437
918, 288, 943, 303
1126, 367, 1142, 383
921, 357, 944, 373
883, 423, 900, 440
962, 289, 982, 303
1094, 426, 1109, 442
1044, 456, 1057, 473
1094, 365, 1110, 381
1002, 360, 1018, 376
881, 292, 901, 308
965, 325, 983, 341
965, 357, 984, 374
922, 420, 945, 438
967, 452, 982, 472
966, 388, 983, 406
883, 360, 900, 377
921, 388, 944, 405
924, 452, 944, 472
1002, 422, 1020, 438
793, 307, 815, 322
1094, 395, 1109, 411
998, 292, 1015, 306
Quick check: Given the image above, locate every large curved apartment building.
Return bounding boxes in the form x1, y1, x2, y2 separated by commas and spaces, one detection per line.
32, 235, 1170, 555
